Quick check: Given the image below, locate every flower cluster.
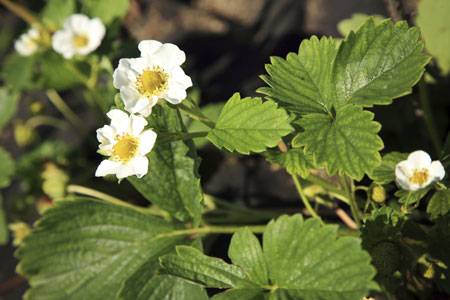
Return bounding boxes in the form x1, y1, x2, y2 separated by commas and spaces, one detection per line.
15, 14, 105, 58
95, 40, 192, 180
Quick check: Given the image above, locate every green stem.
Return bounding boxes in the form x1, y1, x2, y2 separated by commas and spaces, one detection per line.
292, 174, 322, 221
156, 224, 266, 238
418, 79, 442, 155
177, 102, 215, 128
67, 184, 169, 218
305, 174, 350, 204
0, 0, 40, 26
26, 115, 66, 130
343, 176, 361, 227
157, 131, 208, 144
46, 89, 83, 129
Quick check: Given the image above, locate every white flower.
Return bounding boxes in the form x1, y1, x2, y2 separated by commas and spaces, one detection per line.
113, 40, 192, 117
15, 27, 40, 56
52, 14, 105, 59
95, 109, 157, 180
395, 150, 445, 191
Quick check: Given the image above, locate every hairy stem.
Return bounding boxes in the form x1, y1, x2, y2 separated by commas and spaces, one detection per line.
157, 131, 209, 144
67, 184, 169, 218
177, 102, 215, 128
157, 224, 267, 238
343, 176, 361, 227
418, 79, 442, 155
0, 0, 40, 26
46, 89, 84, 129
292, 174, 322, 221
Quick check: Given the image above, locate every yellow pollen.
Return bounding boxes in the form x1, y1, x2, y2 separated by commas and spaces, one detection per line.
136, 68, 168, 97
410, 169, 429, 185
73, 34, 89, 48
112, 134, 139, 162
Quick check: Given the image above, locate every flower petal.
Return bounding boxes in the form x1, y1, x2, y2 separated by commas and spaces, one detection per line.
430, 161, 445, 181
130, 114, 148, 136
395, 160, 413, 190
139, 130, 157, 155
152, 43, 186, 68
138, 40, 163, 57
408, 150, 432, 169
107, 109, 130, 134
128, 156, 149, 178
95, 159, 121, 177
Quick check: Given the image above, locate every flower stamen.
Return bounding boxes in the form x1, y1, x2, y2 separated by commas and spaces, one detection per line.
112, 134, 139, 162
73, 34, 89, 48
136, 67, 169, 98
409, 169, 429, 185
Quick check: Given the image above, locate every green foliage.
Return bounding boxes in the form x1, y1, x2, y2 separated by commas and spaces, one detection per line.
0, 147, 15, 189
294, 105, 383, 180
264, 148, 314, 178
81, 0, 130, 25
337, 13, 385, 37
259, 19, 428, 179
162, 215, 376, 300
41, 0, 76, 28
121, 274, 208, 300
427, 190, 450, 220
187, 102, 223, 148
395, 187, 431, 206
0, 195, 7, 245
207, 93, 293, 154
0, 88, 19, 130
17, 198, 187, 300
2, 54, 35, 91
40, 52, 85, 90
368, 152, 408, 184
129, 105, 203, 225
427, 215, 450, 292
416, 0, 450, 75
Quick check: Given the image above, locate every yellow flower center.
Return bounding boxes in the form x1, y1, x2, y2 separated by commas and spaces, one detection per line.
410, 169, 429, 185
112, 134, 139, 162
73, 34, 89, 48
136, 68, 169, 98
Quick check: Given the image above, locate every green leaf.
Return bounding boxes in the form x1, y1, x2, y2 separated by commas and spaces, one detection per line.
187, 102, 224, 148
207, 93, 293, 154
395, 186, 431, 206
263, 215, 375, 299
427, 190, 450, 219
264, 148, 314, 178
334, 19, 429, 106
0, 88, 19, 131
0, 147, 15, 189
258, 37, 339, 114
337, 13, 385, 37
121, 274, 208, 300
212, 289, 264, 300
128, 105, 203, 225
40, 52, 85, 90
0, 195, 8, 245
41, 0, 76, 28
228, 228, 268, 286
416, 0, 450, 75
81, 0, 129, 25
2, 54, 35, 91
368, 152, 408, 184
160, 245, 256, 289
294, 104, 383, 180
17, 198, 186, 300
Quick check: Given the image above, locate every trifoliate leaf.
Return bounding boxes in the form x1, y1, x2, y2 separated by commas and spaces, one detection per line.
0, 147, 15, 189
121, 274, 208, 300
129, 105, 203, 225
427, 190, 450, 220
162, 215, 376, 300
160, 246, 256, 289
17, 198, 186, 300
0, 88, 19, 131
264, 148, 314, 178
337, 13, 385, 37
416, 0, 450, 75
2, 54, 35, 91
207, 93, 293, 154
41, 0, 76, 28
294, 104, 383, 180
334, 19, 429, 107
81, 0, 129, 25
258, 37, 339, 114
368, 152, 408, 184
228, 228, 268, 286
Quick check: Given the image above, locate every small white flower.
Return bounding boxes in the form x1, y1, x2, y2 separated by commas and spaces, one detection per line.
52, 14, 105, 59
113, 40, 192, 117
15, 27, 40, 56
395, 150, 445, 191
95, 109, 157, 180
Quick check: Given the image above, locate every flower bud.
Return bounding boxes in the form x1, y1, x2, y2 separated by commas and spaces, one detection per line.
371, 185, 386, 203
9, 222, 31, 246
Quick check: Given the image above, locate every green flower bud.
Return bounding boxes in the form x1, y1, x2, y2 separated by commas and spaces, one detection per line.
371, 185, 386, 203
14, 121, 35, 147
